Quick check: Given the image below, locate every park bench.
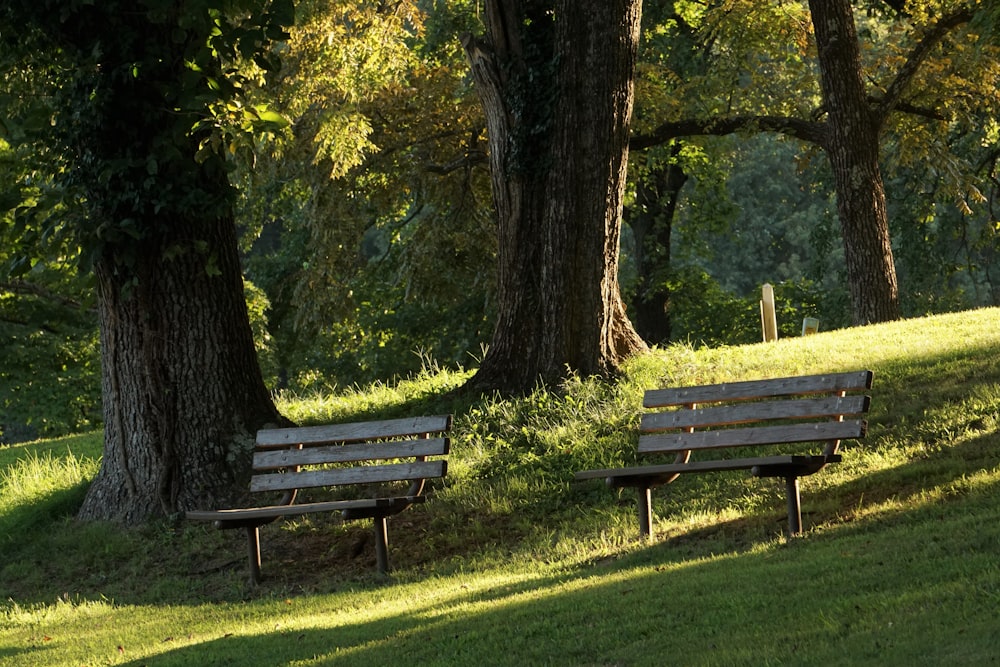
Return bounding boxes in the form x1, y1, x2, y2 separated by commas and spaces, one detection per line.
186, 414, 451, 584
575, 371, 873, 538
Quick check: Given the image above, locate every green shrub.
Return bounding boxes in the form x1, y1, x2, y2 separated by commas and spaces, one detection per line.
0, 289, 101, 443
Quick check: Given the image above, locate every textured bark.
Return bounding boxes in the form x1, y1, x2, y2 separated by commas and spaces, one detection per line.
462, 0, 647, 393
78, 207, 283, 524
809, 0, 900, 324
6, 0, 289, 524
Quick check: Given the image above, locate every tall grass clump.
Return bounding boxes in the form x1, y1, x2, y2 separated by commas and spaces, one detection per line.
0, 449, 99, 541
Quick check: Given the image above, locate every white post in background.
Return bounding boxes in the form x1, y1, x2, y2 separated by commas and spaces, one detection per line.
760, 283, 778, 342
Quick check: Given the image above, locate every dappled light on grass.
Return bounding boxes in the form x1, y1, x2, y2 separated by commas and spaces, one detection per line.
0, 450, 98, 506
4, 309, 1000, 664
0, 449, 100, 544
20, 488, 995, 667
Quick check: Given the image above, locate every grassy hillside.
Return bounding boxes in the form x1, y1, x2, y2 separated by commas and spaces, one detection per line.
2, 308, 1000, 665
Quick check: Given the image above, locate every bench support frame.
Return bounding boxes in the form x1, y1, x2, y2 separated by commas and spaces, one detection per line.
638, 486, 653, 538
248, 526, 262, 585
785, 476, 802, 535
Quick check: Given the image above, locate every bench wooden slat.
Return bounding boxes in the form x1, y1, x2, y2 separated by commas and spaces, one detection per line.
254, 414, 453, 449
643, 370, 873, 408
185, 496, 425, 523
640, 395, 870, 432
249, 459, 447, 493
253, 437, 450, 470
575, 454, 840, 484
576, 371, 873, 540
637, 419, 867, 454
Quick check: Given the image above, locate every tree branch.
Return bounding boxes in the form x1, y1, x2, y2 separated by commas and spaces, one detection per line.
630, 115, 827, 151
876, 6, 975, 124
870, 96, 948, 122
0, 281, 93, 311
424, 150, 489, 175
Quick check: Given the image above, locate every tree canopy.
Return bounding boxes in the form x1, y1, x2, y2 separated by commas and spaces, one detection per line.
2, 1, 1000, 522
629, 0, 998, 325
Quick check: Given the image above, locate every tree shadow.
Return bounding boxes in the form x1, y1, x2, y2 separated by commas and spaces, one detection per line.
5, 331, 1000, 612
45, 468, 989, 667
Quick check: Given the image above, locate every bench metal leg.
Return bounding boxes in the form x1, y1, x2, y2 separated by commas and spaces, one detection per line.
637, 486, 654, 540
785, 476, 802, 535
247, 526, 262, 585
374, 516, 390, 574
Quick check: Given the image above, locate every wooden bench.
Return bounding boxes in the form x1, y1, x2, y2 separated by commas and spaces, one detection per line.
575, 371, 873, 538
186, 414, 451, 584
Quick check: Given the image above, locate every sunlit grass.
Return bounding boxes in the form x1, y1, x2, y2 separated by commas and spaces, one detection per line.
2, 307, 1000, 665
0, 449, 98, 507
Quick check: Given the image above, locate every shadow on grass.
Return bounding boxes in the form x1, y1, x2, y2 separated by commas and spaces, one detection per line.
56, 472, 994, 667
4, 331, 1000, 610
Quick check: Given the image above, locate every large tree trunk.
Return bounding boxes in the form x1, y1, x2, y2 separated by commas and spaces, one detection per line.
809, 0, 901, 324
78, 205, 283, 524
5, 0, 290, 524
462, 0, 646, 394
72, 19, 285, 523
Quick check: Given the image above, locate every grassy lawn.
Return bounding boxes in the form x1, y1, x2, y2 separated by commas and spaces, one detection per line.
2, 308, 1000, 665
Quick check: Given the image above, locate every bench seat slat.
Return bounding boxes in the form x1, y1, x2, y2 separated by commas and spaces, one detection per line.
253, 437, 450, 470
249, 459, 447, 493
644, 370, 873, 408
637, 419, 866, 454
186, 496, 426, 523
255, 415, 453, 449
574, 454, 841, 486
641, 395, 870, 432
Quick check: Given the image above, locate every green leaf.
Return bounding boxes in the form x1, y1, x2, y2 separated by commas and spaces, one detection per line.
254, 109, 289, 130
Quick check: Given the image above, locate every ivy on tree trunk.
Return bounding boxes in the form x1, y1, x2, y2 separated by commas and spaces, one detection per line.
1, 0, 293, 524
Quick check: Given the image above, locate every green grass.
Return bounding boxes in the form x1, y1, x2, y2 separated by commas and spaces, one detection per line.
3, 308, 1000, 665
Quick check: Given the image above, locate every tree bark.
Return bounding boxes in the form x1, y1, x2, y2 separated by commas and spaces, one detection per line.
65, 6, 287, 524
78, 204, 283, 524
461, 0, 646, 393
809, 0, 900, 324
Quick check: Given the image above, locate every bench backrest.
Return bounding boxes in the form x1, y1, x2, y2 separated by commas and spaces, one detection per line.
639, 371, 873, 459
249, 415, 451, 495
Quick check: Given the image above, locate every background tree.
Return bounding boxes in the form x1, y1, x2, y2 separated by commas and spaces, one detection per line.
237, 0, 494, 389
632, 0, 994, 325
0, 0, 294, 523
1, 67, 102, 442
461, 0, 647, 393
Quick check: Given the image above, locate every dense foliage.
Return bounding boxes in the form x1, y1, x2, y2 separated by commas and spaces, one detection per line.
2, 1, 999, 439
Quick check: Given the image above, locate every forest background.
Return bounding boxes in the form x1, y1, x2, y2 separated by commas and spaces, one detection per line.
2, 0, 999, 445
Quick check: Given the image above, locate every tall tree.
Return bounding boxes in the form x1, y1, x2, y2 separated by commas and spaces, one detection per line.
237, 0, 495, 387
807, 0, 899, 323
632, 0, 990, 325
628, 145, 688, 344
1, 0, 294, 523
461, 0, 648, 393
